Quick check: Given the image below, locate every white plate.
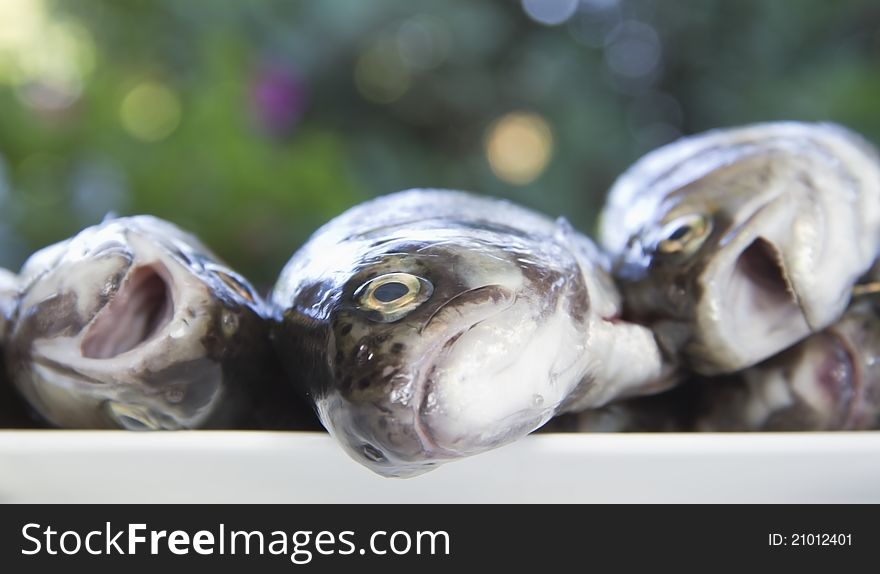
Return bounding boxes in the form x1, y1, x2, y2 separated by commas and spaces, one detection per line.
2, 431, 879, 503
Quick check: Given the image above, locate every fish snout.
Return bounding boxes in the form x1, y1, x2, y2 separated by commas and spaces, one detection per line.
320, 284, 544, 477
317, 393, 447, 478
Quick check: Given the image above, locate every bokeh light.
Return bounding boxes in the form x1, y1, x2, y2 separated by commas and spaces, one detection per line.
251, 65, 308, 137
485, 112, 554, 186
522, 0, 579, 26
354, 36, 411, 104
604, 20, 661, 80
0, 0, 879, 286
120, 82, 182, 142
0, 0, 95, 111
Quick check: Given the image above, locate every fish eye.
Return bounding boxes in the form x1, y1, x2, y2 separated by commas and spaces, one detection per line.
655, 214, 712, 257
373, 281, 410, 303
355, 272, 433, 322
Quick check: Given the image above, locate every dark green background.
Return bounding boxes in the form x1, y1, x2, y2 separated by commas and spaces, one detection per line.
1, 0, 878, 289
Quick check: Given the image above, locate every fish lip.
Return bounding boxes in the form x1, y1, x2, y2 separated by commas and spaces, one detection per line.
12, 218, 242, 429
407, 284, 516, 459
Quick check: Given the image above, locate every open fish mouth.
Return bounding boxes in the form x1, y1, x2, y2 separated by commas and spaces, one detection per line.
725, 237, 808, 348
733, 328, 860, 431
692, 190, 826, 373
81, 264, 175, 359
697, 231, 812, 373
7, 215, 269, 431
812, 330, 858, 428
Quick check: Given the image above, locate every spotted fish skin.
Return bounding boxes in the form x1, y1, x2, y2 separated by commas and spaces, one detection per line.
3, 215, 313, 430
271, 189, 671, 477
600, 122, 880, 375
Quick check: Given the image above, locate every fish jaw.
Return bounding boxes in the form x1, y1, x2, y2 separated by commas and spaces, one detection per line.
691, 181, 867, 374
319, 284, 530, 477
692, 197, 809, 373
319, 277, 594, 478
317, 394, 434, 478
826, 301, 880, 429
780, 330, 858, 430
416, 293, 586, 462
7, 223, 247, 429
697, 314, 866, 432
751, 300, 880, 431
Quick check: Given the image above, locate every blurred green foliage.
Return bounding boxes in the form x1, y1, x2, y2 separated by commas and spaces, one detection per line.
1, 0, 880, 288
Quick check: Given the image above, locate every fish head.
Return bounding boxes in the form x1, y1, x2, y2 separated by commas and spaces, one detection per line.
604, 122, 880, 374
6, 216, 266, 428
301, 227, 589, 477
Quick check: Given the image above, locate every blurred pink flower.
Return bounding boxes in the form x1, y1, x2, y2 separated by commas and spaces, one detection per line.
250, 64, 309, 137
